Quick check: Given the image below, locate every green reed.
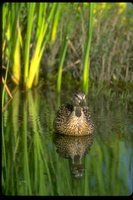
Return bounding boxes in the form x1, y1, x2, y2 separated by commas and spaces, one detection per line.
56, 3, 75, 93
50, 3, 61, 44
56, 32, 69, 93
23, 3, 35, 87
3, 3, 95, 94
27, 3, 58, 89
3, 3, 131, 97
2, 61, 10, 108
82, 3, 94, 94
2, 3, 60, 90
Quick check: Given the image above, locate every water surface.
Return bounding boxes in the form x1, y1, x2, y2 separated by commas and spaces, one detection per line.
2, 88, 133, 196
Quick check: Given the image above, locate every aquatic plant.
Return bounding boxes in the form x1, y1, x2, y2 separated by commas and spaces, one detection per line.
2, 3, 132, 99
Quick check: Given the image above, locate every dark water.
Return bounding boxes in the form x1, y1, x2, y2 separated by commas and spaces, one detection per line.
2, 88, 133, 196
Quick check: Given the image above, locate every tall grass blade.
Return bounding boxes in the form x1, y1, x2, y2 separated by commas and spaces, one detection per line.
50, 3, 61, 44
26, 3, 57, 89
82, 3, 94, 94
24, 3, 36, 86
56, 3, 75, 93
56, 35, 68, 93
12, 36, 21, 85
2, 62, 10, 108
10, 3, 22, 85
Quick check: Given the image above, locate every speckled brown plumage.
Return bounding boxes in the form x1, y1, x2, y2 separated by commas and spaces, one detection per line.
54, 90, 94, 136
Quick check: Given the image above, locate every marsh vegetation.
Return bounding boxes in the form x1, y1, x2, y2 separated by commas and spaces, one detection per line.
2, 3, 133, 196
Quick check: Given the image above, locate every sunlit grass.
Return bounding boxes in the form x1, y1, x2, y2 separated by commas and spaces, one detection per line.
2, 61, 12, 108
2, 3, 95, 94
2, 3, 132, 99
82, 3, 94, 94
56, 34, 68, 93
2, 3, 61, 90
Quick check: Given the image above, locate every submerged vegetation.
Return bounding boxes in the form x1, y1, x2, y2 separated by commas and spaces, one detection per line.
2, 3, 133, 99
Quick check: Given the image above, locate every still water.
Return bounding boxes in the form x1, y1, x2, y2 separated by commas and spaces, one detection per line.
2, 87, 133, 196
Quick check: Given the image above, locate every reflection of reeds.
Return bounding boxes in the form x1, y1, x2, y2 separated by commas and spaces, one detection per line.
2, 89, 53, 195
87, 135, 132, 196
2, 88, 132, 195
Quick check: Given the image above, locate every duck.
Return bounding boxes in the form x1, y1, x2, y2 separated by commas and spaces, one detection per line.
54, 90, 94, 136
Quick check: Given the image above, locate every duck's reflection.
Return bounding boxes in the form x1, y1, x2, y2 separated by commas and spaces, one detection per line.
53, 133, 93, 179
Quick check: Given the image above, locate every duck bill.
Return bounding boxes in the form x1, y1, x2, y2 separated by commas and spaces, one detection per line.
80, 100, 86, 107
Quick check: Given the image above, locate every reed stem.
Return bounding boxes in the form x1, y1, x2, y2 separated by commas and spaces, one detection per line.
82, 3, 94, 94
